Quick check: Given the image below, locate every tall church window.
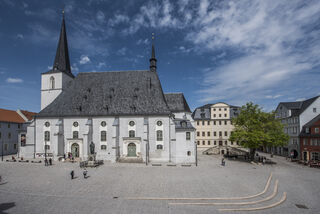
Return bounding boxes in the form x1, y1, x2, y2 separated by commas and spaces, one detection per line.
73, 131, 79, 139
44, 131, 50, 141
50, 76, 55, 89
157, 130, 163, 141
186, 132, 191, 140
129, 130, 135, 138
101, 131, 107, 141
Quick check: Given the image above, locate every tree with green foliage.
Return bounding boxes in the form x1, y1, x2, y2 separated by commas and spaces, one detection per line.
229, 102, 289, 160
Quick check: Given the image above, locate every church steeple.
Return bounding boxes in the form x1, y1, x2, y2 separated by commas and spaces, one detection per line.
52, 10, 73, 77
149, 33, 157, 72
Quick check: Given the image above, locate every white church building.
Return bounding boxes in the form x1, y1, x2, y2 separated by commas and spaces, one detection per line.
21, 14, 196, 164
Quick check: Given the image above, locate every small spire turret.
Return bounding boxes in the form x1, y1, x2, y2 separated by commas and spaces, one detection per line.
149, 33, 157, 72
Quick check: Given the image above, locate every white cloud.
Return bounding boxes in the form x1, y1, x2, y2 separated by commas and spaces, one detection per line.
47, 66, 53, 70
96, 11, 105, 23
79, 55, 91, 64
16, 34, 24, 39
6, 78, 23, 83
265, 94, 282, 99
97, 62, 106, 69
22, 2, 28, 8
108, 14, 129, 26
189, 0, 320, 104
117, 47, 127, 56
296, 98, 306, 102
179, 46, 192, 53
136, 38, 149, 45
121, 0, 182, 35
71, 63, 79, 72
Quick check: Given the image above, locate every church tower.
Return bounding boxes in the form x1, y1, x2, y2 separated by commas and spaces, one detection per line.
41, 11, 74, 110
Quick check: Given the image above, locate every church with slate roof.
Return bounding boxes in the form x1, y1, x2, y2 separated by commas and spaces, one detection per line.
21, 13, 196, 164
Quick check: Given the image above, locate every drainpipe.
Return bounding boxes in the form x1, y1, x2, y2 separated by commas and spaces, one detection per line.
169, 116, 171, 163
34, 119, 36, 159
195, 141, 198, 166
1, 140, 3, 161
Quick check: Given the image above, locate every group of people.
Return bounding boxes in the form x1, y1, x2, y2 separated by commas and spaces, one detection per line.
44, 158, 53, 166
70, 168, 88, 180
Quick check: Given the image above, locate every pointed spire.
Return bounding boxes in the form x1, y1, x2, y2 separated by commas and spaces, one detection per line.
52, 9, 73, 77
149, 33, 157, 72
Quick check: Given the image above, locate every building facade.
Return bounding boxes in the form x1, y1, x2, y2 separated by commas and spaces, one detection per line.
0, 109, 36, 156
192, 102, 241, 154
21, 14, 196, 164
274, 96, 320, 159
299, 114, 320, 162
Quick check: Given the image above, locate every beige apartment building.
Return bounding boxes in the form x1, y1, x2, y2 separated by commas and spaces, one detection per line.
192, 102, 241, 154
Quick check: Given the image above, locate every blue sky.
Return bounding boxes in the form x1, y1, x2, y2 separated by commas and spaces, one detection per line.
0, 0, 320, 113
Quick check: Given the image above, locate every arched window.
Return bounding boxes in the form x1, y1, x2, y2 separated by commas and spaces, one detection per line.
44, 131, 50, 141
101, 131, 107, 141
129, 130, 135, 138
73, 131, 79, 139
50, 76, 55, 89
156, 130, 163, 141
157, 144, 163, 150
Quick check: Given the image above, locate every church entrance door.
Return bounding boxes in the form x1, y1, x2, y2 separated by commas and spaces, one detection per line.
128, 143, 136, 157
71, 143, 80, 158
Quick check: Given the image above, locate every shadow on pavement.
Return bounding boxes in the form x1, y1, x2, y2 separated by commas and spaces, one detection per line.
0, 202, 15, 214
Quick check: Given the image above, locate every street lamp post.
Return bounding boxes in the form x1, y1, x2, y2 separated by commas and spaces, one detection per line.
44, 140, 47, 166
1, 141, 3, 162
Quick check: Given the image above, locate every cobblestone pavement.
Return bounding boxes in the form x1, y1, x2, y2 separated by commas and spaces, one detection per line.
0, 153, 319, 214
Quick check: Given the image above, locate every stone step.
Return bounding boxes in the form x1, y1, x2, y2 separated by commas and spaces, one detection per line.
118, 157, 143, 163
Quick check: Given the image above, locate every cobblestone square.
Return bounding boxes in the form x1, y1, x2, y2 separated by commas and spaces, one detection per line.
0, 154, 319, 214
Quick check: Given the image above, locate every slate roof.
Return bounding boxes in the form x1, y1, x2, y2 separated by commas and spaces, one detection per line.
173, 119, 195, 131
192, 108, 211, 120
37, 70, 172, 117
164, 93, 191, 113
192, 103, 240, 120
278, 96, 319, 116
299, 114, 320, 137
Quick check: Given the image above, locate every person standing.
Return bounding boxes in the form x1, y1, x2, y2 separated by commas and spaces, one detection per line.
49, 158, 52, 166
45, 158, 48, 166
83, 168, 88, 179
70, 170, 74, 180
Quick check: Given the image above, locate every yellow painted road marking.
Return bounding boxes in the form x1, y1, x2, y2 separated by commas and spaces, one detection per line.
169, 179, 278, 206
218, 192, 287, 212
125, 172, 273, 201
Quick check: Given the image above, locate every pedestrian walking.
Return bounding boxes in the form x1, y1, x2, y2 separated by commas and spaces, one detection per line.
83, 168, 88, 179
49, 158, 52, 166
262, 157, 266, 165
45, 158, 48, 166
221, 158, 225, 166
70, 170, 74, 180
